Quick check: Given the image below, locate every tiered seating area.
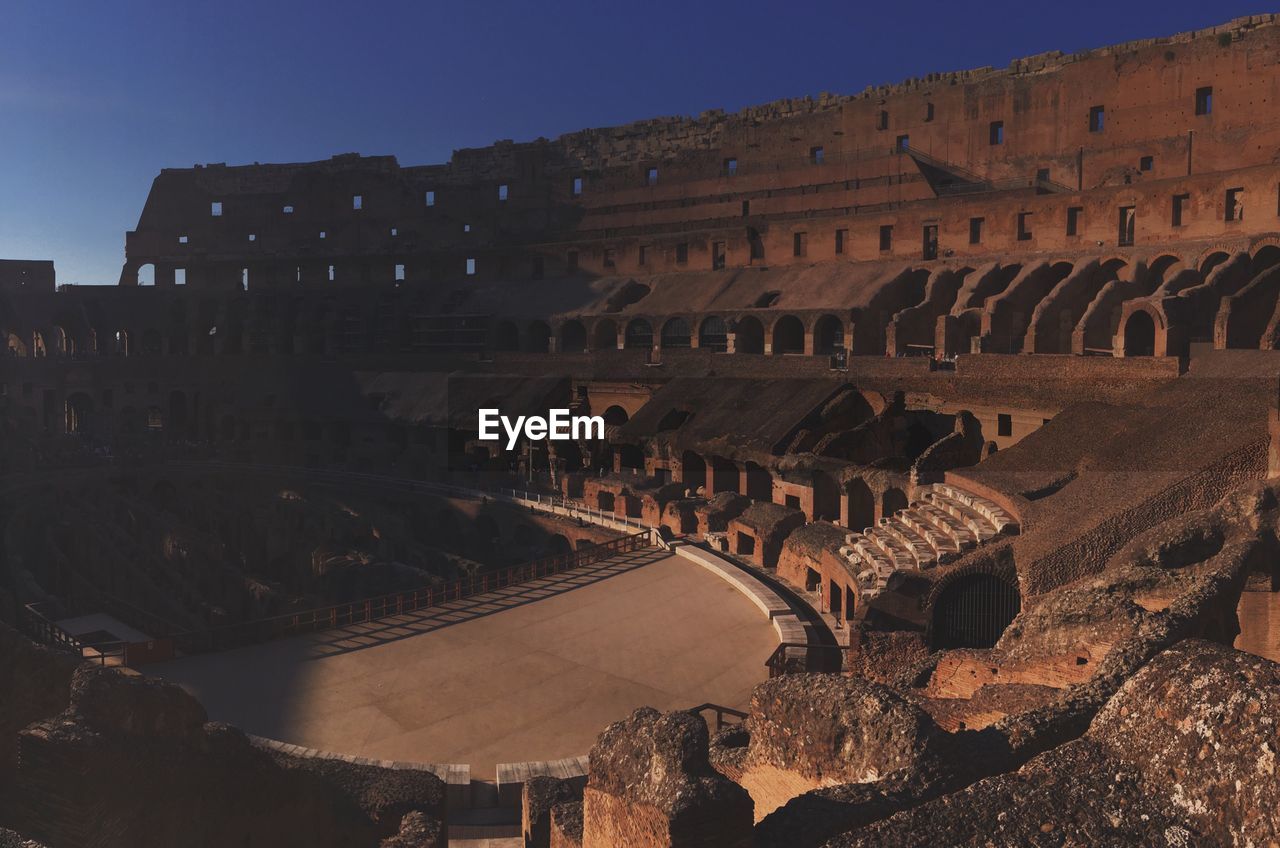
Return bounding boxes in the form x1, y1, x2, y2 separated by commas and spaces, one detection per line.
839, 483, 1019, 600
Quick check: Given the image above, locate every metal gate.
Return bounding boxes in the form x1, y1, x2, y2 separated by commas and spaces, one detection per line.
932, 573, 1021, 649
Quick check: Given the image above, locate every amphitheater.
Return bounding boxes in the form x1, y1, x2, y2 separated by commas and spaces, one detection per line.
8, 13, 1280, 848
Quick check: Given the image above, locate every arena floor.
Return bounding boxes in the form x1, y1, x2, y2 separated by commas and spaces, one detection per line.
148, 547, 778, 778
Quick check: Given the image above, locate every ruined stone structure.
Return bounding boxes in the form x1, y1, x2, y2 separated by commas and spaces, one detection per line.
6, 13, 1280, 848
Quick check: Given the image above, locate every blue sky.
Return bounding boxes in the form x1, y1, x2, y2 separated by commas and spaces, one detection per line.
0, 0, 1269, 284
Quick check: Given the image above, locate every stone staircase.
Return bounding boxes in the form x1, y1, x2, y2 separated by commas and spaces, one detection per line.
838, 483, 1019, 601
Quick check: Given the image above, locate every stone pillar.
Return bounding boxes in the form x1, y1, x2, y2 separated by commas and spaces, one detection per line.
524, 776, 582, 848
582, 708, 752, 848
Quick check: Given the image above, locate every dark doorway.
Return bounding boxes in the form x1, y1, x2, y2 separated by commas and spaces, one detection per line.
932, 573, 1021, 649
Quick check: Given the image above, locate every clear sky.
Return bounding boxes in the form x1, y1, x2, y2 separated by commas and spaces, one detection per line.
0, 0, 1270, 285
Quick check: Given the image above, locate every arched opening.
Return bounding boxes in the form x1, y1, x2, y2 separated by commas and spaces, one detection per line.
734, 316, 765, 354
882, 486, 908, 518
527, 321, 551, 353
65, 392, 93, 435
624, 319, 653, 349
546, 534, 572, 557
1253, 245, 1280, 275
710, 456, 739, 494
141, 329, 163, 356
1123, 310, 1156, 357
1148, 254, 1180, 282
698, 316, 728, 352
512, 524, 534, 548
812, 314, 844, 355
812, 471, 840, 522
744, 461, 771, 501
137, 263, 155, 286
494, 321, 519, 351
6, 332, 27, 357
31, 331, 47, 358
560, 320, 587, 353
115, 330, 132, 357
660, 317, 691, 349
602, 405, 629, 426
1201, 251, 1230, 276
592, 319, 619, 351
932, 573, 1021, 649
772, 315, 805, 355
845, 478, 875, 531
680, 451, 707, 493
597, 490, 616, 512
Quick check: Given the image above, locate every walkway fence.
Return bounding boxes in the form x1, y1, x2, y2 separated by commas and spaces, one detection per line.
169, 531, 651, 655
21, 603, 131, 666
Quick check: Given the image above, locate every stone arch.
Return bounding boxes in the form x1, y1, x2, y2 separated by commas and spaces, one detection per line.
624, 318, 653, 350
1122, 309, 1156, 356
1199, 249, 1232, 276
137, 263, 155, 286
592, 319, 619, 351
845, 477, 875, 531
1148, 254, 1182, 281
494, 320, 519, 351
680, 450, 707, 492
6, 332, 27, 357
882, 486, 908, 518
1251, 244, 1280, 275
698, 316, 728, 352
931, 572, 1021, 649
31, 331, 47, 358
734, 316, 765, 354
65, 392, 93, 434
660, 317, 691, 349
546, 534, 572, 557
114, 329, 132, 357
527, 320, 551, 353
602, 405, 629, 426
771, 314, 805, 355
812, 314, 845, 355
560, 320, 587, 353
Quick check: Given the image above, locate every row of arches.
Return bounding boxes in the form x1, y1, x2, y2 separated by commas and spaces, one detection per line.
494, 313, 847, 356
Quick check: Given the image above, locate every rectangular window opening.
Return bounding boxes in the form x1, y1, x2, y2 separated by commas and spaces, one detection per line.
896, 134, 910, 152
922, 224, 938, 260
879, 225, 893, 252
989, 121, 1004, 145
810, 146, 825, 164
1172, 193, 1189, 227
724, 157, 738, 176
793, 231, 808, 258
969, 217, 984, 244
352, 194, 363, 210
741, 200, 750, 217
1139, 155, 1153, 172
997, 413, 1012, 438
646, 167, 659, 186
675, 243, 688, 265
1118, 206, 1136, 247
1017, 211, 1033, 241
1196, 86, 1213, 116
283, 205, 294, 214
1089, 105, 1105, 132
877, 110, 889, 130
174, 268, 186, 285
924, 102, 934, 122
712, 241, 726, 270
328, 264, 335, 282
498, 184, 508, 201
1226, 187, 1244, 221
603, 248, 616, 269
466, 258, 477, 276
395, 264, 405, 282
638, 245, 648, 266
572, 177, 582, 196
211, 201, 223, 217
1066, 206, 1082, 237
835, 228, 847, 255
425, 190, 436, 207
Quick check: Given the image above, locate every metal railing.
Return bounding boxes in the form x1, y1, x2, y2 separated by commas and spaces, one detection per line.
21, 603, 130, 667
765, 642, 848, 678
171, 530, 651, 655
687, 702, 748, 731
